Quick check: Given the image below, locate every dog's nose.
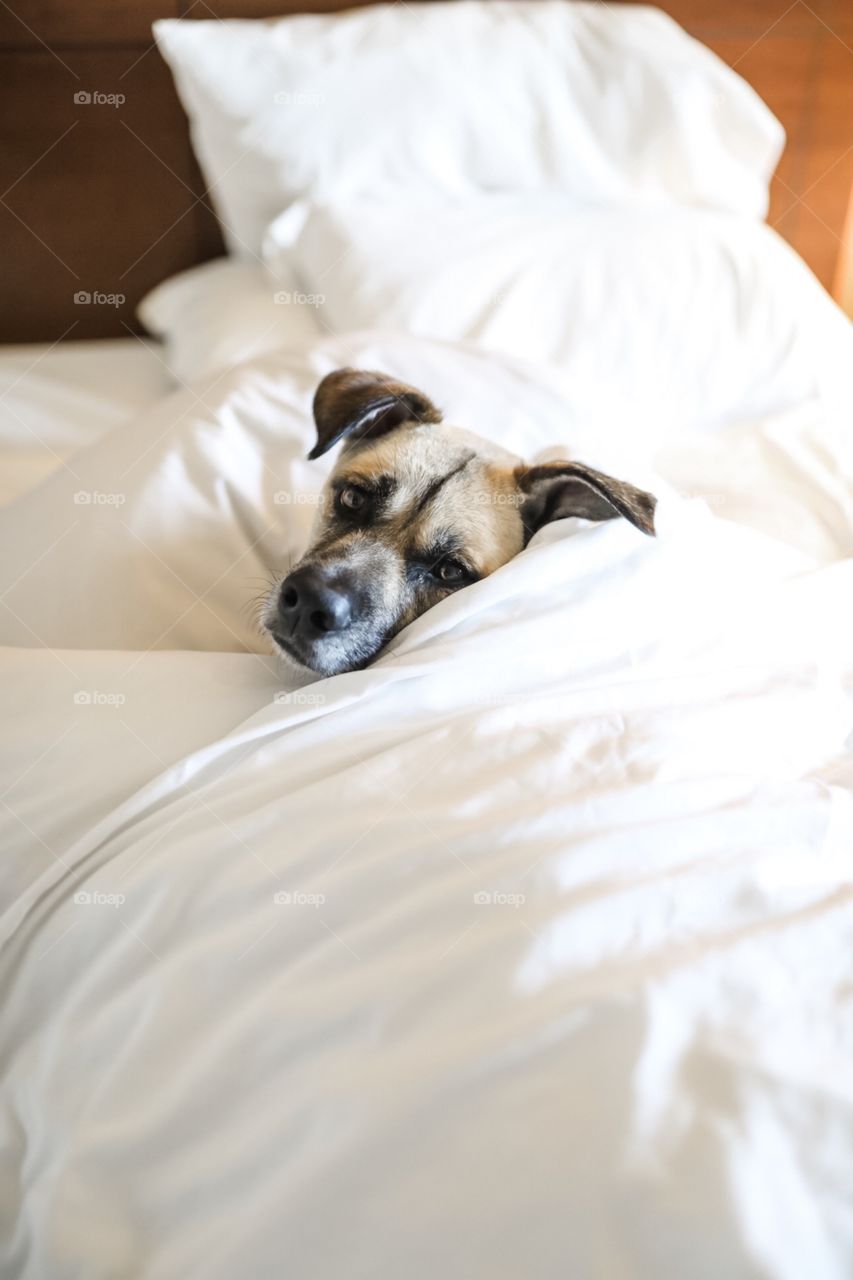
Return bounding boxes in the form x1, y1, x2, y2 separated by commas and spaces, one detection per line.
278, 567, 354, 639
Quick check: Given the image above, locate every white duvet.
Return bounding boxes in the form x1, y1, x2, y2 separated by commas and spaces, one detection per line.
2, 256, 853, 1273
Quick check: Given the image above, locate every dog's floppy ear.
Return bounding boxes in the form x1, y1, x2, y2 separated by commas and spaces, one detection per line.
515, 461, 657, 538
309, 368, 442, 460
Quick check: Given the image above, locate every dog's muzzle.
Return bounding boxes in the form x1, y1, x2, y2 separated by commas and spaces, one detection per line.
270, 565, 362, 667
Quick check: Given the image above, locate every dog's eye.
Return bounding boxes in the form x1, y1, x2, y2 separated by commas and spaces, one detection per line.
434, 558, 466, 585
337, 485, 368, 513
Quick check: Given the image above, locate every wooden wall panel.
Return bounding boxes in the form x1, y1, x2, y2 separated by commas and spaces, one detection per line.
0, 47, 221, 341
795, 37, 853, 289
1, 0, 851, 342
651, 0, 853, 296
0, 0, 179, 48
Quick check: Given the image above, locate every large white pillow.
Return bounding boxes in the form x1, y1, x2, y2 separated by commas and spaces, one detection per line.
265, 196, 850, 431
154, 1, 783, 255
138, 257, 324, 385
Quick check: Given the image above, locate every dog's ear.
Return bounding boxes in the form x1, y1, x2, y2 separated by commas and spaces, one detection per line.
515, 461, 657, 538
309, 368, 442, 460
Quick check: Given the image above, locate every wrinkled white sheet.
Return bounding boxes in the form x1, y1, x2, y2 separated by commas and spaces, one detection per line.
0, 338, 170, 505
2, 284, 853, 1277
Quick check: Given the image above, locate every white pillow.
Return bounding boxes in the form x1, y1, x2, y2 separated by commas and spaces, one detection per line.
154, 1, 783, 255
265, 196, 847, 431
138, 257, 324, 384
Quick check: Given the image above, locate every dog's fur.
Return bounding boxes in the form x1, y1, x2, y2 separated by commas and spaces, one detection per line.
263, 369, 656, 675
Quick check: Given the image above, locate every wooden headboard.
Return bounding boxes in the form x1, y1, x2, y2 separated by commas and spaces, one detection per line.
2, 0, 852, 342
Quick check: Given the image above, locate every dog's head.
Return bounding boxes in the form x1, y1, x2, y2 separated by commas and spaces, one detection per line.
264, 369, 656, 675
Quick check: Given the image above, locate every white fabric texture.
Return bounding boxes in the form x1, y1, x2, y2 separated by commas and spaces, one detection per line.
137, 256, 324, 384
0, 338, 170, 505
154, 0, 784, 254
265, 197, 851, 432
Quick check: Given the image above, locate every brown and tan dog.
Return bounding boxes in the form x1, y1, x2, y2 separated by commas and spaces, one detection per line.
264, 369, 657, 675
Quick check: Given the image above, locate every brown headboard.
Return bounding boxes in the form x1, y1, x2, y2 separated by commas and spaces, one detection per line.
2, 0, 852, 342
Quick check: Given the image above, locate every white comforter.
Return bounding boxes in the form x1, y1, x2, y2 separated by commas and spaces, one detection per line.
2, 307, 853, 1273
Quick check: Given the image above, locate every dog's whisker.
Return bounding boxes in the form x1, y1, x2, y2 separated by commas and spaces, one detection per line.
241, 590, 273, 616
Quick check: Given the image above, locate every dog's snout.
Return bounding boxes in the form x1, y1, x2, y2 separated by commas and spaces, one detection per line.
279, 567, 355, 640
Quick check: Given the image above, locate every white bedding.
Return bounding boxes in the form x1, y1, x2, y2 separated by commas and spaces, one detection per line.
3, 19, 853, 1275
2, 316, 852, 1275
0, 338, 171, 506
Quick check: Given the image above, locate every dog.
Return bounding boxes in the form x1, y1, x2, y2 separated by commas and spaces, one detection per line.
263, 368, 656, 676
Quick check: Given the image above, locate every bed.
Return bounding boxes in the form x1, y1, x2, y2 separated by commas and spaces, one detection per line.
2, 3, 853, 1278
